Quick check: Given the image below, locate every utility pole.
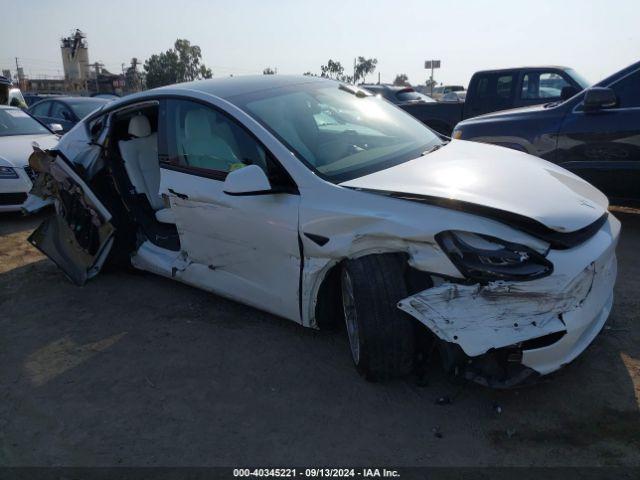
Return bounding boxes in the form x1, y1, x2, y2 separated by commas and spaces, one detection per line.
14, 57, 20, 89
377, 72, 380, 85
91, 62, 104, 93
353, 57, 356, 85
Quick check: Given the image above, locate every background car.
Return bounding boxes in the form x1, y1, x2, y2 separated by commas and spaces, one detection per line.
430, 85, 465, 101
28, 96, 109, 133
361, 84, 436, 105
0, 106, 59, 211
23, 93, 61, 107
440, 91, 467, 102
452, 60, 640, 203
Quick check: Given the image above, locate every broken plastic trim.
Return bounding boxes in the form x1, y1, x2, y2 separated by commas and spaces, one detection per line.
436, 230, 553, 283
349, 188, 608, 250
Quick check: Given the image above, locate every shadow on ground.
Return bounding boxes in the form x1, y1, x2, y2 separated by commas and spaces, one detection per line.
0, 211, 638, 466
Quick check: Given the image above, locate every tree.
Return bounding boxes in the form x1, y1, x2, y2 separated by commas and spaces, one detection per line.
125, 57, 144, 92
393, 74, 410, 86
320, 59, 345, 80
425, 77, 438, 94
263, 67, 276, 75
144, 39, 212, 89
353, 57, 378, 84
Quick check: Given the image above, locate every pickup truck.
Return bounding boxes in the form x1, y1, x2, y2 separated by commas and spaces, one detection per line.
401, 66, 590, 135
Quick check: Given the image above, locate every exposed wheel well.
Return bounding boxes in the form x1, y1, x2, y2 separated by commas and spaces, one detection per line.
313, 252, 434, 330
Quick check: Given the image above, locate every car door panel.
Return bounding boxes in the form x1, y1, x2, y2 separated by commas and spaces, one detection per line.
27, 147, 114, 285
557, 69, 640, 201
160, 168, 301, 321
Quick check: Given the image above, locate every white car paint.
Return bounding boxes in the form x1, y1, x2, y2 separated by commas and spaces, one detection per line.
26, 77, 620, 386
0, 132, 58, 212
342, 140, 609, 233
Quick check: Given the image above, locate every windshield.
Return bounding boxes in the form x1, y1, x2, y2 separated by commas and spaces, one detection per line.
564, 68, 590, 90
67, 99, 107, 119
0, 108, 49, 136
235, 82, 441, 182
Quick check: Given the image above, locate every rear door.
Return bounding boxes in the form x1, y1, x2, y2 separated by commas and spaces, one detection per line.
556, 67, 640, 201
27, 135, 114, 285
464, 72, 516, 118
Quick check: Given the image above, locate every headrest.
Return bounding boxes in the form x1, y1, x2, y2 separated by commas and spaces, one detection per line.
185, 109, 211, 139
128, 115, 151, 138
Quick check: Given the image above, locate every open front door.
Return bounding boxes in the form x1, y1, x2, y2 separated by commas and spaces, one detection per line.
27, 148, 115, 285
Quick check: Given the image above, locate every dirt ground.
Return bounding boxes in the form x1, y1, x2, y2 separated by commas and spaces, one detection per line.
0, 208, 639, 467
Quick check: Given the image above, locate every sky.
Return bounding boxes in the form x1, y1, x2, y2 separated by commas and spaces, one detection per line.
1, 0, 639, 87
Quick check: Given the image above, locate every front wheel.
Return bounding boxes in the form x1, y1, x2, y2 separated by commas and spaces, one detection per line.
341, 254, 415, 381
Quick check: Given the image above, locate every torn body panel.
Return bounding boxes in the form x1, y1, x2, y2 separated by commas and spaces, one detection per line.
26, 148, 114, 285
398, 214, 620, 375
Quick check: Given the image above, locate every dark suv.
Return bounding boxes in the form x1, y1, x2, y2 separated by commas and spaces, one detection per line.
453, 61, 640, 203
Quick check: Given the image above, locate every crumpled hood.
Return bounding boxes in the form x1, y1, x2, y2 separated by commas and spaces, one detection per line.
341, 140, 609, 233
0, 134, 59, 168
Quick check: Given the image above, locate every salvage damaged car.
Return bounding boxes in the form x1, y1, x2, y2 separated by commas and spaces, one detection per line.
25, 76, 620, 387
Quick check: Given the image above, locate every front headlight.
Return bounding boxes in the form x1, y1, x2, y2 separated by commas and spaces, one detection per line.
0, 166, 18, 179
436, 231, 553, 283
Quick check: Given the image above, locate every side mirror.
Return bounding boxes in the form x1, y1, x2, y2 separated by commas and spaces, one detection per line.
48, 123, 64, 134
223, 164, 272, 196
583, 87, 617, 112
560, 85, 579, 101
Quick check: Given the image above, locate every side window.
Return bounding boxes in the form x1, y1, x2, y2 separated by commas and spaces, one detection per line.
475, 77, 489, 97
470, 74, 514, 114
50, 102, 73, 121
522, 72, 570, 99
31, 101, 51, 116
496, 75, 514, 99
611, 69, 640, 108
165, 99, 269, 177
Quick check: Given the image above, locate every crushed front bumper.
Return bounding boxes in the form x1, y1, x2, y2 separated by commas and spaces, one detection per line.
398, 215, 620, 384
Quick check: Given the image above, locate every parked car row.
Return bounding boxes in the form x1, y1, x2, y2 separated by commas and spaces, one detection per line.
28, 96, 110, 133
0, 91, 109, 212
0, 106, 59, 211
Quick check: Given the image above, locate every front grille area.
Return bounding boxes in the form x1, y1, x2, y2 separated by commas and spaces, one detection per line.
0, 192, 28, 205
24, 166, 38, 182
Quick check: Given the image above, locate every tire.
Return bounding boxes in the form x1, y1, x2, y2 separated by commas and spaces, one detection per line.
341, 254, 415, 381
